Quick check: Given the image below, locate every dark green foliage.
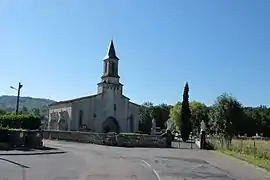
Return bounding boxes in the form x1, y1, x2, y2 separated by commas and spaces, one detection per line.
142, 96, 270, 138
153, 104, 171, 129
208, 93, 243, 140
139, 102, 153, 134
138, 102, 171, 134
238, 106, 270, 137
0, 114, 41, 130
189, 101, 209, 135
180, 82, 192, 142
0, 128, 9, 142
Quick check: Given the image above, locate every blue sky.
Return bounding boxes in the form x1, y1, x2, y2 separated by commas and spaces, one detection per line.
0, 0, 269, 106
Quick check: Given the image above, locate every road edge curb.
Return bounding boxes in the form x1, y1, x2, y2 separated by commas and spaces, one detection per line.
0, 151, 66, 156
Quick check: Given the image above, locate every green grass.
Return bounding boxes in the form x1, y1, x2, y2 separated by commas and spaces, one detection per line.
209, 138, 270, 171
219, 150, 270, 171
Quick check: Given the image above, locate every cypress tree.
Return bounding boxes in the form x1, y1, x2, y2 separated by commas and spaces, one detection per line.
180, 82, 192, 142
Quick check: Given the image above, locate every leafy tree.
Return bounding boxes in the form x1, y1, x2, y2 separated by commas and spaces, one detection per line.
152, 104, 171, 129
208, 93, 243, 141
241, 107, 259, 136
241, 106, 270, 137
139, 102, 172, 133
169, 102, 181, 130
139, 102, 153, 134
257, 106, 270, 137
189, 101, 209, 135
138, 95, 270, 138
180, 82, 192, 142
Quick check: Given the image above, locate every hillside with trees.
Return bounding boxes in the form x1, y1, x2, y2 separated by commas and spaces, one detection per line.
0, 95, 55, 117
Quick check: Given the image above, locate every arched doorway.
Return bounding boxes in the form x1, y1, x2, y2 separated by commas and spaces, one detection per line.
102, 116, 120, 133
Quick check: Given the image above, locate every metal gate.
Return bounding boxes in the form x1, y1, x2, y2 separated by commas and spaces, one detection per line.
172, 136, 199, 149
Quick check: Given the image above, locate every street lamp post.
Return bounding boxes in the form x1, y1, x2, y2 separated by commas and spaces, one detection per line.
10, 82, 23, 115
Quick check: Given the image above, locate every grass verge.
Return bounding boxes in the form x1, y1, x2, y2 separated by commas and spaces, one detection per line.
218, 149, 270, 171
207, 138, 270, 171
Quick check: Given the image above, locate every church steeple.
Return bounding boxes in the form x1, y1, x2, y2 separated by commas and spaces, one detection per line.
98, 40, 123, 94
104, 40, 119, 60
102, 40, 120, 79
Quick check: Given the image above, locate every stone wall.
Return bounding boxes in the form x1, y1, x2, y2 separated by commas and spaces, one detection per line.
43, 130, 167, 148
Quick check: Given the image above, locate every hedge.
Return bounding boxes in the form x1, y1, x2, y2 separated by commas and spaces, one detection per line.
0, 114, 41, 130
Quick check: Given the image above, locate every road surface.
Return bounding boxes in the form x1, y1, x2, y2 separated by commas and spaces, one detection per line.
0, 140, 270, 180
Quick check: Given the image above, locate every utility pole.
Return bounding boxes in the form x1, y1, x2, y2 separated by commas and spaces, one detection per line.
16, 82, 23, 114
10, 82, 23, 115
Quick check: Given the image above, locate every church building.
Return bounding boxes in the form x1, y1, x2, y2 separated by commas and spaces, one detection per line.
48, 40, 141, 133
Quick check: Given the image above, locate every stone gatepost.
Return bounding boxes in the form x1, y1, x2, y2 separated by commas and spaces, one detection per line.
200, 120, 206, 149
151, 118, 156, 135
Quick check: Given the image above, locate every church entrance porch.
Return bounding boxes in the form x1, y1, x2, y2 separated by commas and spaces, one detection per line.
102, 116, 120, 133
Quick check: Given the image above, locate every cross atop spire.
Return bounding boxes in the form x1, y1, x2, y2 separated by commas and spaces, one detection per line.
104, 40, 119, 60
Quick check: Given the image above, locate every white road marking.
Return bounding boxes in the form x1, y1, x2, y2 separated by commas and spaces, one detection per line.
139, 162, 149, 169
140, 159, 161, 180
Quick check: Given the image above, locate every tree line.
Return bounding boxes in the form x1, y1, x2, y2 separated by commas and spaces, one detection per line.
2, 84, 269, 140
0, 106, 46, 119
139, 83, 270, 141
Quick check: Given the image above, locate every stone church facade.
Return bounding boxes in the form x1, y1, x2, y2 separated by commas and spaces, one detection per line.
48, 40, 141, 133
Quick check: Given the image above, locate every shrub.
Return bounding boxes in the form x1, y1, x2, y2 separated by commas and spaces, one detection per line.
0, 128, 9, 142
0, 114, 41, 130
120, 133, 147, 136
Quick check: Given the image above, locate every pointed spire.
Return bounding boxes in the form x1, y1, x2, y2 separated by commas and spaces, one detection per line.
104, 40, 119, 60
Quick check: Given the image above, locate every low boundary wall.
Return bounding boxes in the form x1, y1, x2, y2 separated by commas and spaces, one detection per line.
43, 130, 167, 148
0, 129, 43, 149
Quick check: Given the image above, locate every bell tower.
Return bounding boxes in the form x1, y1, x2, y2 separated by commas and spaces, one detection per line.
97, 40, 123, 94
102, 40, 120, 83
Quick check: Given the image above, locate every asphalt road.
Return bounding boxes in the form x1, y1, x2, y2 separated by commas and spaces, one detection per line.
0, 140, 270, 180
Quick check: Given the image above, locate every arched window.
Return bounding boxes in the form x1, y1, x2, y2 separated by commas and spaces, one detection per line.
111, 62, 116, 76
79, 110, 83, 128
103, 61, 107, 74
